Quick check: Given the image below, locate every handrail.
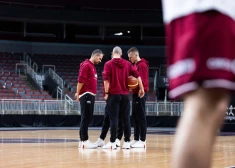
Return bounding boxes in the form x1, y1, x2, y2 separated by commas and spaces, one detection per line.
48, 68, 63, 88
18, 55, 43, 89
64, 94, 74, 115
27, 66, 43, 89
15, 63, 28, 73
153, 70, 158, 91
33, 62, 38, 73
57, 86, 63, 100
65, 94, 73, 106
23, 52, 39, 73
23, 53, 31, 67
1, 99, 235, 119
43, 65, 55, 73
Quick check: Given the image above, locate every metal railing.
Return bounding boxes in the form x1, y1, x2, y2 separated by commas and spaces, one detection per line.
43, 100, 67, 115
1, 100, 235, 119
33, 62, 38, 73
0, 99, 182, 116
22, 53, 42, 88
57, 86, 63, 100
94, 101, 106, 115
15, 63, 28, 74
1, 99, 42, 115
48, 68, 64, 88
23, 53, 40, 72
64, 94, 74, 114
43, 65, 55, 74
153, 70, 158, 91
27, 66, 43, 89
23, 53, 32, 67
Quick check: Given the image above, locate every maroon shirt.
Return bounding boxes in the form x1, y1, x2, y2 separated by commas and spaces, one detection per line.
78, 59, 97, 96
103, 58, 139, 95
132, 58, 149, 94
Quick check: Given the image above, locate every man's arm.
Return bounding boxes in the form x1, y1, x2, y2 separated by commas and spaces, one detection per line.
136, 77, 145, 98
75, 64, 88, 100
130, 65, 145, 98
137, 77, 144, 91
138, 64, 148, 92
103, 63, 110, 100
103, 80, 110, 100
77, 82, 84, 95
103, 80, 109, 94
75, 82, 84, 100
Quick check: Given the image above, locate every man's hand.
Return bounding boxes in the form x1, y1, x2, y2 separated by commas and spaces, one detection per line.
75, 93, 79, 101
104, 94, 109, 100
138, 89, 145, 98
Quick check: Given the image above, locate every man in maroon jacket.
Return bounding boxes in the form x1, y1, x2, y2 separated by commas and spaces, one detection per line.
75, 49, 104, 149
128, 47, 149, 148
102, 46, 145, 150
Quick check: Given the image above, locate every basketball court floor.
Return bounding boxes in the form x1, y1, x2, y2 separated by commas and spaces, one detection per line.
0, 127, 235, 168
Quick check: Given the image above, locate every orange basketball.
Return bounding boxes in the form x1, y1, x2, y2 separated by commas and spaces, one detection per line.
128, 76, 138, 90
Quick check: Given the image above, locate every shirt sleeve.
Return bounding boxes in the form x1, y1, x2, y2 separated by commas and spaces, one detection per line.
102, 63, 111, 81
78, 64, 89, 83
130, 64, 140, 78
138, 64, 148, 81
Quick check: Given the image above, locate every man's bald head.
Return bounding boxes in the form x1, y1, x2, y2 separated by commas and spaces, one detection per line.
112, 46, 122, 55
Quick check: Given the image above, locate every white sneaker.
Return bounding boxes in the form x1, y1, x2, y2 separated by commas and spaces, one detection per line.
94, 138, 105, 147
122, 141, 130, 149
80, 140, 97, 149
131, 140, 146, 148
130, 140, 139, 146
115, 139, 121, 147
78, 141, 81, 148
102, 142, 117, 150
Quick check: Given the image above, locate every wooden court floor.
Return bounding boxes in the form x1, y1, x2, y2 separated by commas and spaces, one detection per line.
0, 129, 235, 168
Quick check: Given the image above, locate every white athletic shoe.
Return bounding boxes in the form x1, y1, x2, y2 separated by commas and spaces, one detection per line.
115, 138, 121, 147
78, 141, 81, 148
80, 140, 97, 149
94, 138, 105, 147
122, 141, 130, 149
131, 140, 146, 148
130, 140, 139, 146
102, 142, 117, 150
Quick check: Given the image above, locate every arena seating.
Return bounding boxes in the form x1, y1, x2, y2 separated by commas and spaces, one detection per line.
0, 53, 159, 101
0, 53, 53, 100
30, 54, 158, 101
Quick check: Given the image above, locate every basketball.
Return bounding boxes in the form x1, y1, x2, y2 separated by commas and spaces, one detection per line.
128, 76, 138, 90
